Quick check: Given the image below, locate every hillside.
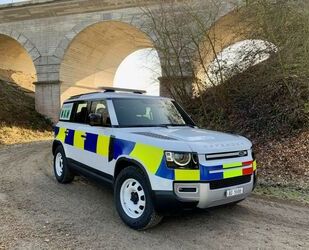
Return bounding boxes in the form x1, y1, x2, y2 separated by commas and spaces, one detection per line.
0, 79, 52, 146
188, 57, 309, 189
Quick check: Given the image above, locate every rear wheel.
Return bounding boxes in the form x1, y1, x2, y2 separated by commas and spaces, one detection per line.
53, 146, 74, 184
114, 166, 162, 230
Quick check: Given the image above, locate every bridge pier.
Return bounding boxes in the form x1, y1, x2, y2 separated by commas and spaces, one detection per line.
34, 81, 61, 123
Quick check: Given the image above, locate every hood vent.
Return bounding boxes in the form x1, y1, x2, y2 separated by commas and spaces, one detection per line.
132, 132, 176, 140
206, 150, 248, 160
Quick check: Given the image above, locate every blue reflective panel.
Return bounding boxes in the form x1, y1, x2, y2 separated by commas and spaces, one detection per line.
200, 165, 223, 181
155, 158, 175, 180
84, 133, 98, 153
112, 138, 135, 160
64, 129, 75, 146
54, 126, 60, 137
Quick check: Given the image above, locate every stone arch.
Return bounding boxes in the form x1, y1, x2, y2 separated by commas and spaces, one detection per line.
0, 29, 41, 63
53, 11, 157, 62
195, 8, 277, 90
0, 29, 40, 92
57, 20, 160, 102
196, 9, 253, 84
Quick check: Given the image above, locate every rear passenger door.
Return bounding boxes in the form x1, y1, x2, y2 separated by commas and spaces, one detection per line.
65, 101, 89, 164
58, 99, 112, 177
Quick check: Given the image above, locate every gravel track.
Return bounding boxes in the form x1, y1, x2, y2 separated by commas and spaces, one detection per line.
0, 141, 308, 249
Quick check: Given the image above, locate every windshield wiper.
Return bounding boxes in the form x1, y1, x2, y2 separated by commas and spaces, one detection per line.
117, 124, 169, 128
161, 124, 195, 128
117, 124, 195, 128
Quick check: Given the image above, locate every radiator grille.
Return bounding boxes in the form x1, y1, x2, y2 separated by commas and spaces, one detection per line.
209, 175, 251, 190
206, 150, 248, 160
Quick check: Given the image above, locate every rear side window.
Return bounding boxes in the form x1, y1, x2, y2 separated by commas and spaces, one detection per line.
72, 101, 88, 124
59, 103, 73, 121
90, 100, 111, 127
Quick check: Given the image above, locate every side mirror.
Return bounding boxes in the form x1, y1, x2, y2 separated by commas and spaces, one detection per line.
89, 113, 103, 126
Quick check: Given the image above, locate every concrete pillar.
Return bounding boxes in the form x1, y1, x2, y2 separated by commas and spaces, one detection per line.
159, 75, 194, 99
34, 81, 61, 123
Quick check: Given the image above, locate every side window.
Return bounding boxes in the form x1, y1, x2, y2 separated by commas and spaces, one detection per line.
72, 101, 88, 124
90, 100, 111, 127
59, 103, 74, 121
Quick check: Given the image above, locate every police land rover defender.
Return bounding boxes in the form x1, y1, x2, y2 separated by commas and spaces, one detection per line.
52, 87, 257, 230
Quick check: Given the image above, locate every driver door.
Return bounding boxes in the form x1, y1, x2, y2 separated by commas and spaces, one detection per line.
82, 99, 113, 176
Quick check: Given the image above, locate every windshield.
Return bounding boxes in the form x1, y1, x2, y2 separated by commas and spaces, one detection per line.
112, 98, 194, 127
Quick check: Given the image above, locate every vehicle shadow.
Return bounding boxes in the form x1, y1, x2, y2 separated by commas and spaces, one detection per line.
78, 174, 254, 232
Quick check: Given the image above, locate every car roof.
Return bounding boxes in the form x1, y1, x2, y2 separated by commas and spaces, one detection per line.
64, 91, 172, 103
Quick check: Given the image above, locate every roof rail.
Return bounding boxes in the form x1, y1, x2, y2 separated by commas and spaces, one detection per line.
99, 87, 146, 94
67, 87, 146, 100
67, 91, 101, 100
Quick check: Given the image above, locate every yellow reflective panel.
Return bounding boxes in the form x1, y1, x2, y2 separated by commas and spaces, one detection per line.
223, 168, 243, 179
97, 135, 110, 157
130, 143, 164, 174
174, 169, 200, 181
223, 162, 242, 169
253, 160, 257, 171
73, 130, 86, 150
56, 127, 66, 142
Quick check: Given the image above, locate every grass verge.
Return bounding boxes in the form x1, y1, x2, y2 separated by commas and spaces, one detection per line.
0, 79, 53, 146
254, 181, 309, 205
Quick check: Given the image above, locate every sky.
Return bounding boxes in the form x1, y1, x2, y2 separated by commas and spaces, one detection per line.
114, 49, 161, 96
0, 0, 28, 4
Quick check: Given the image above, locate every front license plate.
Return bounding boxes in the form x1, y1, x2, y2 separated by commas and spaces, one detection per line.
226, 187, 244, 197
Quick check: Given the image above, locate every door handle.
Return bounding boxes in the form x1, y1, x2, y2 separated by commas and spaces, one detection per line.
81, 134, 87, 139
64, 129, 69, 135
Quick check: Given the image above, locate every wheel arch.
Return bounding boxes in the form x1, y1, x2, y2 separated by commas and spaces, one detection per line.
52, 140, 64, 155
114, 157, 152, 190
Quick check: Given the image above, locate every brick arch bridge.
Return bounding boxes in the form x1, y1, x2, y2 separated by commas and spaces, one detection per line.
0, 0, 237, 121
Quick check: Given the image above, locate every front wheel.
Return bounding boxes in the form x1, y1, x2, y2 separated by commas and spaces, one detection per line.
114, 166, 162, 230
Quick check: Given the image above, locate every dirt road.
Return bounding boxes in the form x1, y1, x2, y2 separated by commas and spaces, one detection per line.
0, 142, 308, 249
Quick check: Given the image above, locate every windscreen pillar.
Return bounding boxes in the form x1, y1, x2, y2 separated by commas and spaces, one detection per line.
159, 75, 194, 99
34, 81, 61, 123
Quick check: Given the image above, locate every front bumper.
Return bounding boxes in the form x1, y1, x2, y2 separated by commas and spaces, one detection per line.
153, 173, 256, 213
174, 175, 254, 208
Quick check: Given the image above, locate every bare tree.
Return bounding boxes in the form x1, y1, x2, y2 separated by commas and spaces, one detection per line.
142, 0, 308, 133
241, 0, 309, 123
141, 0, 236, 117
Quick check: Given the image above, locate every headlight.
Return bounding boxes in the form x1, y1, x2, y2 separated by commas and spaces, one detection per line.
174, 153, 191, 166
165, 151, 199, 169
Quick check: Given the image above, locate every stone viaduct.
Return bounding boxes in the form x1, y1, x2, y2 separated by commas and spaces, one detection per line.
0, 0, 239, 121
